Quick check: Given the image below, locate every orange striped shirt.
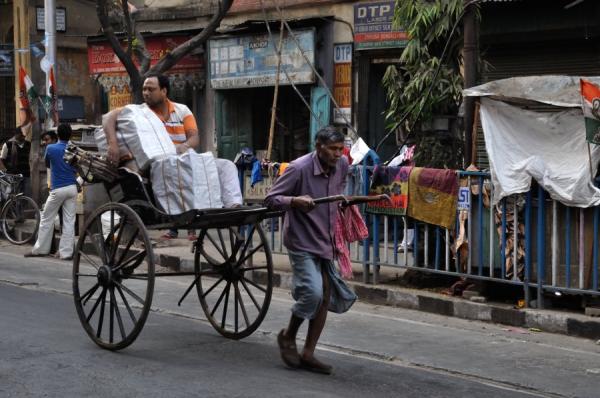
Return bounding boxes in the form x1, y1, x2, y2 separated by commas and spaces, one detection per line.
150, 99, 198, 145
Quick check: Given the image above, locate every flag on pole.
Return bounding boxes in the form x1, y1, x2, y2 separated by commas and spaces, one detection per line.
41, 67, 59, 126
580, 78, 600, 144
18, 66, 38, 125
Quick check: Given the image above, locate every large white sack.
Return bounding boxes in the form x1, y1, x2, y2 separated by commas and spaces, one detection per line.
95, 104, 176, 170
151, 150, 223, 214
480, 98, 600, 207
215, 158, 243, 207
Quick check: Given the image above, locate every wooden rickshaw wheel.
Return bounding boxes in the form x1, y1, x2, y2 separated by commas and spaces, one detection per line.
72, 202, 155, 350
194, 223, 273, 340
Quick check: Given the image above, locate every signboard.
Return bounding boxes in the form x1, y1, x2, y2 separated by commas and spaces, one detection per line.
0, 45, 13, 76
354, 1, 408, 50
87, 36, 203, 75
457, 187, 470, 210
243, 175, 275, 202
209, 29, 315, 89
36, 7, 66, 32
333, 43, 352, 124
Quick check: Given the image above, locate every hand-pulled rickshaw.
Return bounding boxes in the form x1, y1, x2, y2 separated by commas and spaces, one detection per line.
65, 145, 384, 350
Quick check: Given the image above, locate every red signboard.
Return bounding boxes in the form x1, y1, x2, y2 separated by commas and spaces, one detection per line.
87, 36, 203, 75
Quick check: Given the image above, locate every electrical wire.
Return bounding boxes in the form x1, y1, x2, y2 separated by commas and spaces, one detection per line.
270, 0, 358, 138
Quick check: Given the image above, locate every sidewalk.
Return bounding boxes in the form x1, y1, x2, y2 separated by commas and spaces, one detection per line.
149, 232, 600, 341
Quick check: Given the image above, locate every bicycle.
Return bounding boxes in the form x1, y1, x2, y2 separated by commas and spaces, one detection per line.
0, 172, 40, 245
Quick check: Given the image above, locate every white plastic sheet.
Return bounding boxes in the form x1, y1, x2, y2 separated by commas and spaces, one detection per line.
480, 98, 600, 207
151, 151, 223, 214
464, 75, 600, 108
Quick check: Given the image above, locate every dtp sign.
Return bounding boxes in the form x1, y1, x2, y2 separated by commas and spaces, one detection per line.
355, 2, 392, 20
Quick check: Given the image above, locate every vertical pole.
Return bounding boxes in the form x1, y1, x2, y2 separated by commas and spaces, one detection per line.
463, 0, 478, 166
266, 21, 285, 161
565, 206, 571, 288
537, 186, 545, 309
524, 190, 532, 307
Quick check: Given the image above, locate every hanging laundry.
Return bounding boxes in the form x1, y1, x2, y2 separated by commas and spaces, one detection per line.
407, 168, 459, 230
278, 162, 290, 176
366, 165, 411, 216
250, 159, 263, 187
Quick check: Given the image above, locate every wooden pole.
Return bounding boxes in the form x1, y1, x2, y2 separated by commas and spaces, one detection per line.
266, 21, 285, 162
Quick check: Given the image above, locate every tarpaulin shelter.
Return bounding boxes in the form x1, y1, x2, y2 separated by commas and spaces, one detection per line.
464, 76, 600, 207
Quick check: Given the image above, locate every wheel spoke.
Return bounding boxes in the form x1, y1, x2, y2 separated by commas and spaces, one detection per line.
75, 273, 98, 278
110, 215, 127, 265
122, 275, 148, 281
234, 282, 250, 328
79, 283, 100, 305
210, 281, 230, 317
114, 226, 139, 268
205, 232, 227, 260
237, 226, 256, 263
90, 232, 109, 265
115, 284, 137, 324
237, 243, 265, 267
217, 229, 229, 259
201, 276, 225, 299
238, 266, 268, 272
109, 285, 115, 343
234, 282, 238, 333
221, 282, 231, 330
79, 250, 101, 271
118, 249, 147, 272
111, 286, 127, 340
86, 286, 106, 323
242, 276, 267, 293
96, 288, 107, 338
113, 280, 145, 306
240, 278, 261, 311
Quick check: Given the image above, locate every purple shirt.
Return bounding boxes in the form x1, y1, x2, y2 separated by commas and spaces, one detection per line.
264, 152, 348, 260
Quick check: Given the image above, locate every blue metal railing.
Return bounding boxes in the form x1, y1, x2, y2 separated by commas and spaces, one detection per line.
251, 157, 600, 305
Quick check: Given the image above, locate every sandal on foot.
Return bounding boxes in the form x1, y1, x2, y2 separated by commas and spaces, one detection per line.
300, 356, 333, 375
277, 329, 301, 369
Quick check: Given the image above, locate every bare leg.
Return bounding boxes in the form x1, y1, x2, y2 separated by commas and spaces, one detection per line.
301, 266, 331, 360
285, 314, 304, 340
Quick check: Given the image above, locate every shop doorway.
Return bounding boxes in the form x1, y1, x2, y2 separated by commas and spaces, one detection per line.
216, 85, 311, 161
367, 63, 396, 162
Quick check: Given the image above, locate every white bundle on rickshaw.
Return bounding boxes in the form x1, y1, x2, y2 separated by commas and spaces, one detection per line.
95, 104, 176, 170
151, 150, 224, 215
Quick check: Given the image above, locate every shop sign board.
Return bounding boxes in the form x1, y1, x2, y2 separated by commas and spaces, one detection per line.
209, 29, 315, 89
354, 1, 408, 50
87, 36, 203, 75
457, 187, 470, 210
333, 43, 352, 124
243, 175, 275, 202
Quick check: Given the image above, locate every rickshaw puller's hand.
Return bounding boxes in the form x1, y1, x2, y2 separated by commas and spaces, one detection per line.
292, 195, 315, 213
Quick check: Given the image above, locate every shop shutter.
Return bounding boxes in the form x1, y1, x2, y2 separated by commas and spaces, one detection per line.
474, 41, 600, 169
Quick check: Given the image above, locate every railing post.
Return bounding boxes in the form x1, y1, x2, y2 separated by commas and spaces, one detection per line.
524, 190, 532, 307
536, 185, 546, 309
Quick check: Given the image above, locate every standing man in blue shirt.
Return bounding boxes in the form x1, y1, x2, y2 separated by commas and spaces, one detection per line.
25, 124, 77, 260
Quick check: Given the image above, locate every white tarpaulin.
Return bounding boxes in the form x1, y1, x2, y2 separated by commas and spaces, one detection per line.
464, 75, 600, 108
479, 98, 600, 207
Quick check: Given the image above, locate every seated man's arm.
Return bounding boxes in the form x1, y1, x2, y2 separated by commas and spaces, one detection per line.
179, 111, 199, 154
102, 108, 122, 163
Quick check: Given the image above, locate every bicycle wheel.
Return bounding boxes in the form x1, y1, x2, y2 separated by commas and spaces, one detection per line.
1, 195, 40, 245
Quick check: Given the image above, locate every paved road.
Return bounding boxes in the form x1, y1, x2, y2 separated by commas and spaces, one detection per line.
1, 245, 599, 397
